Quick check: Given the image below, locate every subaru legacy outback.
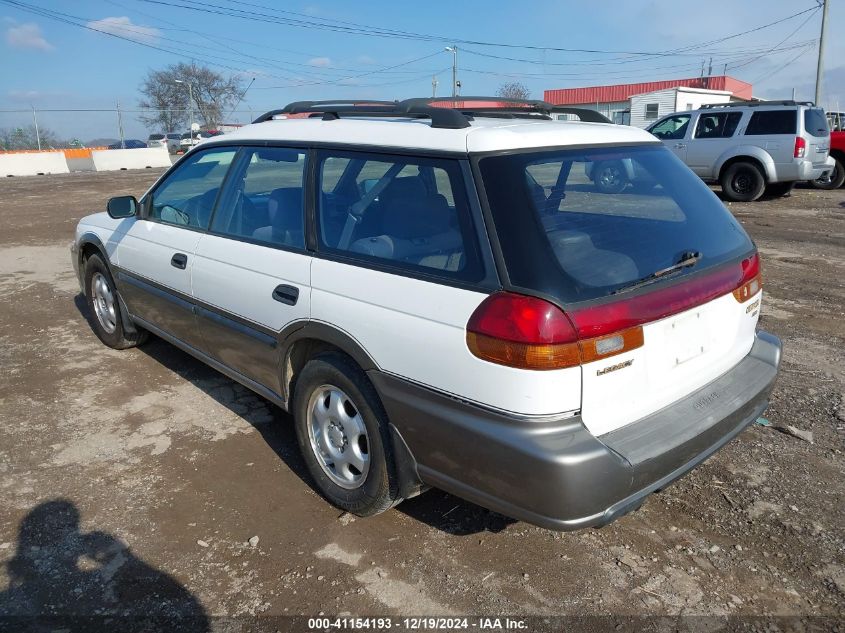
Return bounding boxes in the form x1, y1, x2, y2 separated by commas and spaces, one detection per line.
71, 98, 781, 530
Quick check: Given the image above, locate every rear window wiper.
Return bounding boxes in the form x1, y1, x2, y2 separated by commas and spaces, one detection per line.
612, 251, 702, 294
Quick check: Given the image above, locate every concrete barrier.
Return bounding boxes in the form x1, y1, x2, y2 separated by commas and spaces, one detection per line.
0, 151, 70, 177
90, 148, 171, 171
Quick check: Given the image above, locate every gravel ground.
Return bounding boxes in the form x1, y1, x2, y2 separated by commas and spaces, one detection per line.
0, 169, 842, 632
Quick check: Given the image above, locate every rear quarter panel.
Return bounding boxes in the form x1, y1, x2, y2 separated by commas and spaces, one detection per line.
310, 259, 582, 416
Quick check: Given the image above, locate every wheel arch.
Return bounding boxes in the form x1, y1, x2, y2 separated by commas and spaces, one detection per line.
77, 232, 138, 335
716, 151, 773, 183
282, 322, 379, 406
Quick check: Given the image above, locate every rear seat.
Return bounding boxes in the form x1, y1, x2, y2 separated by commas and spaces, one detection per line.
350, 178, 464, 271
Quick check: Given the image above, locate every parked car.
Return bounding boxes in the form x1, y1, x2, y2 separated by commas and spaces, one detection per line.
645, 101, 834, 201
71, 97, 780, 530
147, 133, 167, 150
179, 131, 206, 151
811, 129, 845, 189
107, 139, 146, 149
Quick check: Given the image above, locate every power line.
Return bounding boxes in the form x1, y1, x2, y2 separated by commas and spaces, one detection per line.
136, 0, 819, 58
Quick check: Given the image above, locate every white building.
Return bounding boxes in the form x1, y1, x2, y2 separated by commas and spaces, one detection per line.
628, 87, 735, 128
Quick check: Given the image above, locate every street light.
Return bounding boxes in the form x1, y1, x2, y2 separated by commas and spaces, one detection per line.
444, 46, 458, 99
174, 78, 194, 144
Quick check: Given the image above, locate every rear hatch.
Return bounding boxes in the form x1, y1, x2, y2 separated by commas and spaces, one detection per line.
803, 107, 831, 166
478, 144, 762, 436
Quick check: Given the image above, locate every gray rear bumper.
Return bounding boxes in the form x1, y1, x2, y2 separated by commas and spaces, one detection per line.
370, 330, 781, 531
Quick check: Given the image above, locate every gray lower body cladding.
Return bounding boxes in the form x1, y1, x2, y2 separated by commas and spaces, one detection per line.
370, 330, 781, 531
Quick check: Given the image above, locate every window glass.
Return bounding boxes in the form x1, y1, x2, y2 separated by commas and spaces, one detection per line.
211, 147, 306, 248
479, 145, 752, 303
803, 108, 830, 137
694, 112, 742, 138
645, 103, 659, 120
745, 110, 797, 135
148, 148, 237, 228
317, 152, 482, 280
648, 114, 690, 140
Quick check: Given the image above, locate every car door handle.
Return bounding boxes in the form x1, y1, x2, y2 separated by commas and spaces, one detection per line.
272, 284, 299, 306
170, 253, 188, 269
674, 143, 686, 149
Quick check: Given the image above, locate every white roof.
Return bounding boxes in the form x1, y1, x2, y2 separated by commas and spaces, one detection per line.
203, 116, 658, 154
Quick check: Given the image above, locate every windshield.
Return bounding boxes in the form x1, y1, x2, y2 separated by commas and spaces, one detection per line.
478, 145, 753, 303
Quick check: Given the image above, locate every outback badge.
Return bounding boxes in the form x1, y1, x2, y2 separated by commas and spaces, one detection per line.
596, 358, 634, 376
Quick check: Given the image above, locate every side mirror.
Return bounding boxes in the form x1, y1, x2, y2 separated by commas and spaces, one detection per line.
107, 195, 137, 219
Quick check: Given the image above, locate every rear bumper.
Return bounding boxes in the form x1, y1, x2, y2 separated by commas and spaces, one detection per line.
777, 156, 835, 181
371, 330, 781, 531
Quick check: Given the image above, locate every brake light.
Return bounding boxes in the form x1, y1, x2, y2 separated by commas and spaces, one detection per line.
794, 136, 806, 158
732, 253, 762, 302
467, 253, 762, 370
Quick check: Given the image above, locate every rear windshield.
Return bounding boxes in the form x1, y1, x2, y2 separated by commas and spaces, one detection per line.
804, 108, 830, 137
167, 133, 181, 139
478, 145, 753, 303
745, 110, 797, 135
148, 134, 165, 140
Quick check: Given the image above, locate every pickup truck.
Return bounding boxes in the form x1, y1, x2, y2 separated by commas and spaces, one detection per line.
812, 130, 844, 189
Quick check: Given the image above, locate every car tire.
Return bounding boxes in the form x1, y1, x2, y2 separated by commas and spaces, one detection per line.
720, 162, 766, 202
763, 181, 795, 198
84, 253, 147, 349
810, 156, 845, 190
593, 160, 628, 194
293, 352, 400, 516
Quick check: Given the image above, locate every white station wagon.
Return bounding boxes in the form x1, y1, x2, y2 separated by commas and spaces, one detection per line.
71, 98, 781, 530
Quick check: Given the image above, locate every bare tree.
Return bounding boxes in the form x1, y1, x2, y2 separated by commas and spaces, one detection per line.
497, 82, 531, 100
138, 62, 244, 132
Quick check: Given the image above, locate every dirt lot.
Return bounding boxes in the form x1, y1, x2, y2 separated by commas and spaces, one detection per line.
0, 169, 843, 631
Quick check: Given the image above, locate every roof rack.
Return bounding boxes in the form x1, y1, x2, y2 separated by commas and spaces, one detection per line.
252, 97, 612, 128
701, 100, 816, 109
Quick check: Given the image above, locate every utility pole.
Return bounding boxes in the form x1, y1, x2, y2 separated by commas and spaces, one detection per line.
31, 105, 41, 150
815, 0, 829, 106
431, 75, 439, 98
175, 78, 195, 142
707, 57, 713, 76
116, 100, 126, 149
445, 46, 458, 99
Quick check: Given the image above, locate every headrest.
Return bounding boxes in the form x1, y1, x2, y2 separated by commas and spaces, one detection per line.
380, 177, 427, 206
269, 187, 303, 229
383, 194, 450, 239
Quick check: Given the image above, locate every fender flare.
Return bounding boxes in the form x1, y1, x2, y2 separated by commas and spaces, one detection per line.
280, 321, 379, 375
76, 232, 138, 335
715, 147, 776, 182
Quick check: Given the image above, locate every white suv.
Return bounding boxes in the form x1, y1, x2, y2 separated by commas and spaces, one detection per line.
71, 98, 781, 530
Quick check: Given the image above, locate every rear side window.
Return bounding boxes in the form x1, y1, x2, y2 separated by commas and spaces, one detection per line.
745, 110, 797, 135
316, 151, 483, 281
211, 147, 306, 248
804, 108, 830, 137
478, 145, 753, 303
694, 112, 742, 138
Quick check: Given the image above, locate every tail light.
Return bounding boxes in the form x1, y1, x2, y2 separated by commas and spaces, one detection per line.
467, 253, 762, 370
794, 136, 806, 158
732, 252, 762, 302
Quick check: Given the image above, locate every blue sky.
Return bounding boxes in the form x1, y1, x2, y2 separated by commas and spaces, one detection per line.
2, 0, 843, 141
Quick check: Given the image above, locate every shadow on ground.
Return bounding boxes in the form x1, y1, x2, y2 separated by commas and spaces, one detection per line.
74, 295, 516, 537
0, 500, 209, 633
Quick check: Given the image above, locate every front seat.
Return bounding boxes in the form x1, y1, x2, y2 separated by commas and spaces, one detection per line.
252, 187, 303, 247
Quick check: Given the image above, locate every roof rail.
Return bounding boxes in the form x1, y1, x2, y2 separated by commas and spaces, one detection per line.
700, 100, 816, 109
252, 96, 612, 128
